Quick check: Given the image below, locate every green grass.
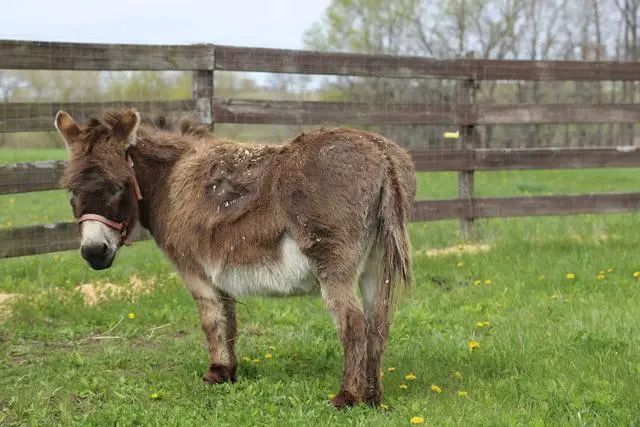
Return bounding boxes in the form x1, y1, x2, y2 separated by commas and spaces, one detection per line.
1, 149, 640, 425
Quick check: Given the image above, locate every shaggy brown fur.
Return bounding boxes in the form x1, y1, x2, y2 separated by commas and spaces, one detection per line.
56, 108, 416, 408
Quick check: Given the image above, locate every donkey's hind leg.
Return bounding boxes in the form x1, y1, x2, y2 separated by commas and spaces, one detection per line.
359, 248, 390, 406
320, 273, 368, 408
183, 274, 237, 384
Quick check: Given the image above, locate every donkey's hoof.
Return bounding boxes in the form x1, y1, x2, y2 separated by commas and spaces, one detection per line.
330, 390, 359, 408
202, 364, 237, 384
364, 391, 382, 407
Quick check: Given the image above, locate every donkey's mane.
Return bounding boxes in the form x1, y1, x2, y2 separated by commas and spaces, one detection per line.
142, 114, 212, 138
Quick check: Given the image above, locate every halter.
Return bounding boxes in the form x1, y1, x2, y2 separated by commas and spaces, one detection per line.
76, 154, 143, 246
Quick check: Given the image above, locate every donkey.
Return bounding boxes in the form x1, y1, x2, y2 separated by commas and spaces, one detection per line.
55, 108, 416, 407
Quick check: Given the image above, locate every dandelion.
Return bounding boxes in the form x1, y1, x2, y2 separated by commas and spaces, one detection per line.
566, 273, 576, 280
457, 391, 468, 397
484, 279, 492, 285
410, 416, 425, 425
380, 404, 389, 410
473, 280, 482, 286
404, 373, 417, 381
430, 384, 442, 394
453, 371, 463, 381
387, 367, 396, 372
252, 358, 261, 364
607, 268, 614, 273
149, 392, 159, 400
242, 356, 251, 362
399, 384, 409, 390
328, 393, 336, 399
476, 321, 490, 328
127, 312, 135, 319
467, 340, 480, 351
596, 273, 605, 280
456, 261, 464, 268
264, 353, 273, 359
633, 271, 640, 278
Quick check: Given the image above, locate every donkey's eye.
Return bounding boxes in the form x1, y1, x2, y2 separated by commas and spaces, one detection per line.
109, 189, 125, 206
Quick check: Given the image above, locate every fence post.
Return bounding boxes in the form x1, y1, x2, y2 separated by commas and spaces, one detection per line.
457, 52, 478, 239
192, 46, 215, 130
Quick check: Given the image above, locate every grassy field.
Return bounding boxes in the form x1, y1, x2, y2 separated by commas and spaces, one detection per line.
1, 148, 640, 425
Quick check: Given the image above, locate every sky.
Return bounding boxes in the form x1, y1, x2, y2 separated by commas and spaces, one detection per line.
0, 0, 331, 48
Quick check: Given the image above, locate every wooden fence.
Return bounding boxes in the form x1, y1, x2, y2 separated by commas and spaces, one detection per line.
1, 40, 640, 258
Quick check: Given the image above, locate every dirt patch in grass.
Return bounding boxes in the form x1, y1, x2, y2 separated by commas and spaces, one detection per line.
75, 275, 157, 305
418, 243, 491, 257
0, 293, 20, 320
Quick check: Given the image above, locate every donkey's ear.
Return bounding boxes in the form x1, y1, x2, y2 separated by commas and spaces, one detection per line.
54, 111, 81, 150
112, 108, 140, 148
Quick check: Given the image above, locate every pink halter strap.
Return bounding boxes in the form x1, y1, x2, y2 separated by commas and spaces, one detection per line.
76, 154, 143, 246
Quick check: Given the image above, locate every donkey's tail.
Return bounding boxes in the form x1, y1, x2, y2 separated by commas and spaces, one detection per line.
376, 151, 415, 312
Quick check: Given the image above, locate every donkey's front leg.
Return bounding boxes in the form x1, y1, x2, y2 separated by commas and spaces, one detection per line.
184, 274, 237, 384
321, 281, 368, 408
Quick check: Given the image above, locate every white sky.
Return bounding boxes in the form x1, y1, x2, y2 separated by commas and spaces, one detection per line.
0, 0, 331, 48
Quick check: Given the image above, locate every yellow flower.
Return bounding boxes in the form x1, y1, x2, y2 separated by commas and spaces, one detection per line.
566, 273, 576, 280
380, 404, 389, 410
484, 279, 492, 285
252, 358, 261, 364
457, 390, 468, 397
410, 416, 425, 425
241, 356, 251, 362
596, 273, 605, 280
476, 321, 490, 328
387, 367, 396, 372
149, 392, 159, 399
399, 384, 408, 390
328, 393, 336, 399
430, 384, 442, 394
127, 312, 135, 319
633, 271, 640, 278
404, 373, 417, 381
456, 261, 464, 268
467, 340, 480, 351
453, 371, 463, 381
473, 280, 482, 286
264, 353, 273, 359
607, 268, 613, 273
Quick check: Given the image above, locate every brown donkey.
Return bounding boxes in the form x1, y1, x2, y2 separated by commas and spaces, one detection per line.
56, 108, 416, 407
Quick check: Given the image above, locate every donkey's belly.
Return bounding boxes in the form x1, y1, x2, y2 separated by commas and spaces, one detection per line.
203, 236, 318, 298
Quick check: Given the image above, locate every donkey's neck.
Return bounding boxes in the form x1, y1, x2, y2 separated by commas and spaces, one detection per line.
128, 131, 193, 241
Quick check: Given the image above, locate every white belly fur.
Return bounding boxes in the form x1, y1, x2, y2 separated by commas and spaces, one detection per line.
203, 235, 318, 298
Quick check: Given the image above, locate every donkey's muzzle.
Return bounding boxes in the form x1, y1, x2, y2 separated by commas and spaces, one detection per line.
81, 243, 115, 270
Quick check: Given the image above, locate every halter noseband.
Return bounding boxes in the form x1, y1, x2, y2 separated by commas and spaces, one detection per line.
76, 154, 143, 246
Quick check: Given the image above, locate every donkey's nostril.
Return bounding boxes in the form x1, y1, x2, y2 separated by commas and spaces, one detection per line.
81, 243, 111, 268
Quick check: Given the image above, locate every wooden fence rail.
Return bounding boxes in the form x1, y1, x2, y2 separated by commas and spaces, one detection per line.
5, 101, 640, 133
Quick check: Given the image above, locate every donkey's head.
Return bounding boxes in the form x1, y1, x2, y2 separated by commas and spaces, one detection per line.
56, 109, 142, 270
